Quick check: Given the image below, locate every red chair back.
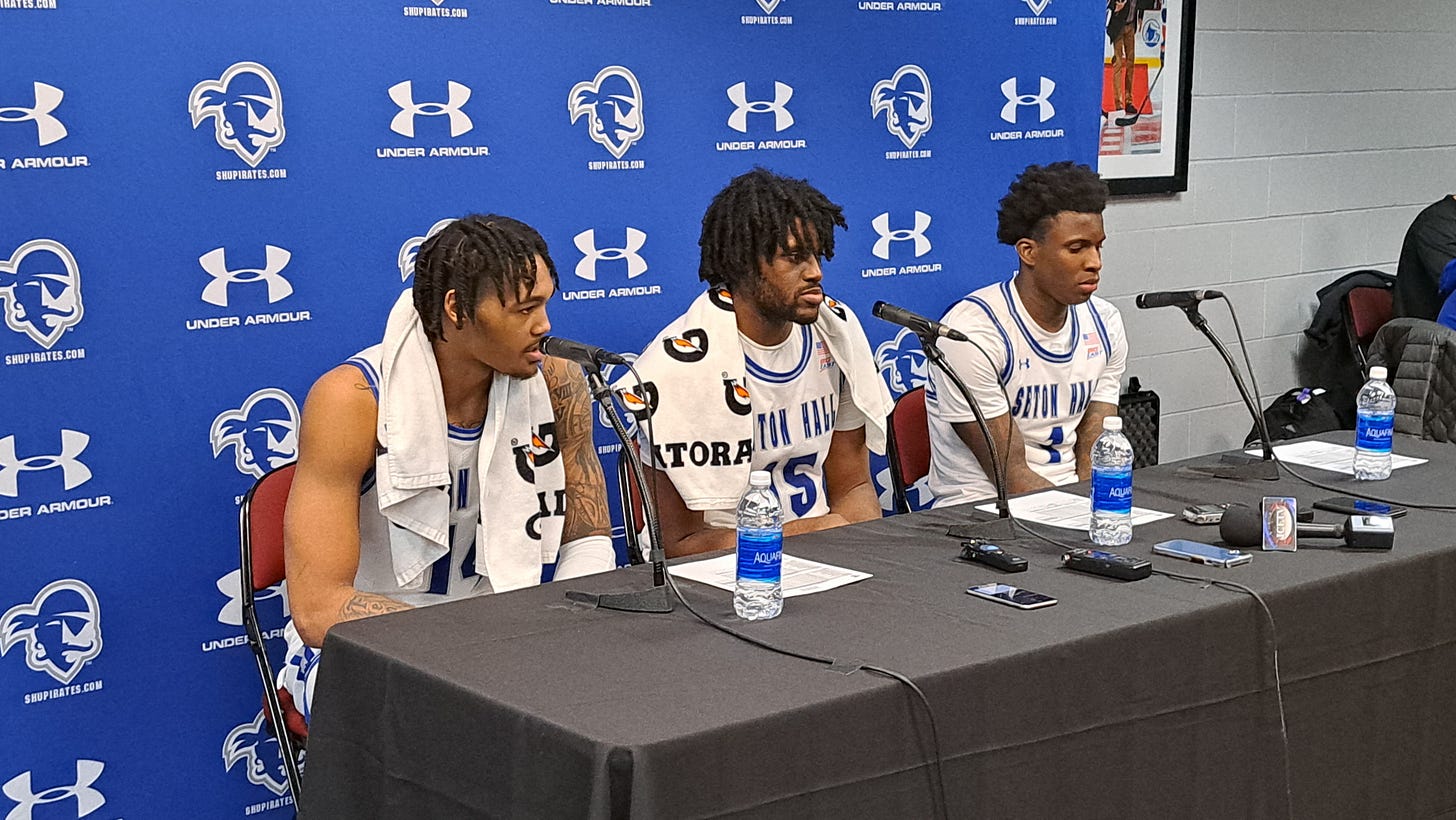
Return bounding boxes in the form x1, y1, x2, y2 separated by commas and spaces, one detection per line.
1347, 286, 1394, 347
886, 387, 929, 513
242, 463, 296, 591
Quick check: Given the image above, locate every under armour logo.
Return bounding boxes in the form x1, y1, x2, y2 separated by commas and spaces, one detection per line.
569, 66, 645, 159
0, 430, 91, 499
0, 82, 67, 147
1020, 357, 1031, 369
215, 569, 288, 627
1000, 76, 1056, 123
3, 760, 105, 820
388, 80, 473, 138
756, 0, 782, 11
726, 81, 794, 133
398, 218, 454, 282
188, 62, 286, 168
871, 65, 933, 149
573, 228, 647, 282
1022, 0, 1051, 15
871, 211, 932, 260
198, 245, 293, 307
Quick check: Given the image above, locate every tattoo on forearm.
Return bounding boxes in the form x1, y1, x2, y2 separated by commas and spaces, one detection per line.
339, 592, 411, 622
545, 359, 613, 542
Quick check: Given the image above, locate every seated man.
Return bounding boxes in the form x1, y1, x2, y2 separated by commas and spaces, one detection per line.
927, 161, 1127, 507
1393, 195, 1456, 321
620, 168, 892, 557
280, 214, 615, 719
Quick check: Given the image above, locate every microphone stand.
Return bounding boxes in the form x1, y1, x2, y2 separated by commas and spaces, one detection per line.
565, 364, 673, 613
1178, 303, 1280, 481
922, 333, 1016, 541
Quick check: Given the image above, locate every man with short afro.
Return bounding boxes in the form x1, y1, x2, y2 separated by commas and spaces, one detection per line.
925, 161, 1129, 507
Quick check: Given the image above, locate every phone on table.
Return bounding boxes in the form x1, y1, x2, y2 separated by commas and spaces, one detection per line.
1313, 496, 1408, 519
966, 583, 1058, 610
1152, 539, 1253, 567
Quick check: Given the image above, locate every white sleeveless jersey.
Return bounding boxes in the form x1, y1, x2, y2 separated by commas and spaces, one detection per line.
345, 351, 490, 603
926, 277, 1126, 507
703, 324, 866, 529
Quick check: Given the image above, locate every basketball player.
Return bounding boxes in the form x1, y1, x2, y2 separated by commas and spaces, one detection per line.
926, 161, 1127, 507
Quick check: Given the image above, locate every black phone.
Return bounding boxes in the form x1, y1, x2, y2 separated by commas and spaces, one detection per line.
966, 583, 1057, 610
1313, 496, 1407, 519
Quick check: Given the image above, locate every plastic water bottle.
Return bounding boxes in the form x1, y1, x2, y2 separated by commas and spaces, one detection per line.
1089, 416, 1134, 546
734, 470, 783, 620
1354, 365, 1396, 480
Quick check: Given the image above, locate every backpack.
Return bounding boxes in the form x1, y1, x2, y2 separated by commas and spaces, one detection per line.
1244, 387, 1344, 448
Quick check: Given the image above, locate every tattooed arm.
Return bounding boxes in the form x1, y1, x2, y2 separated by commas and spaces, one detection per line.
541, 357, 615, 574
284, 365, 412, 647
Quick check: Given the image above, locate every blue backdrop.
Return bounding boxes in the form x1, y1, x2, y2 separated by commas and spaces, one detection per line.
1, 1, 1098, 815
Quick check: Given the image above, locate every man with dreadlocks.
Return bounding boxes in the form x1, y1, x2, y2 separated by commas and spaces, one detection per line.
926, 161, 1127, 507
278, 214, 614, 720
619, 168, 892, 557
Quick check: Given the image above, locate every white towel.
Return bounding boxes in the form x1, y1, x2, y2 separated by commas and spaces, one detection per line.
374, 290, 565, 593
615, 287, 891, 510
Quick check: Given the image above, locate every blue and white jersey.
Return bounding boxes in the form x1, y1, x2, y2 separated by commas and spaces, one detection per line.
703, 324, 866, 529
343, 349, 488, 604
926, 277, 1126, 507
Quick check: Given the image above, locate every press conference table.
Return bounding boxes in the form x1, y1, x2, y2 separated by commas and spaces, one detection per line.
299, 435, 1456, 819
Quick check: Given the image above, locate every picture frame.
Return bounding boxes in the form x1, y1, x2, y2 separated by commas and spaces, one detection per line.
1097, 0, 1196, 195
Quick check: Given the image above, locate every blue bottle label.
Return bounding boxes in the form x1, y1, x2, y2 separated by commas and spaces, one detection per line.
1091, 467, 1132, 514
1356, 412, 1393, 453
736, 527, 782, 583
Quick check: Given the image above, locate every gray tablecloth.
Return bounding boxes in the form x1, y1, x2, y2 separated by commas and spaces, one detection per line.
299, 435, 1456, 819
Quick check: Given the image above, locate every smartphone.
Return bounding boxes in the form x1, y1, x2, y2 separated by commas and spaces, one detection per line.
966, 583, 1058, 610
1313, 496, 1408, 519
1152, 539, 1253, 567
1181, 504, 1225, 525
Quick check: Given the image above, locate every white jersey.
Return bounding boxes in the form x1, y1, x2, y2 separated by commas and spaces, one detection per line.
344, 352, 490, 603
926, 277, 1126, 507
702, 324, 866, 529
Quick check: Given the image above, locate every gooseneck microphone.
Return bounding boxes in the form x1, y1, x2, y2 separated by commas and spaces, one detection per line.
1134, 289, 1224, 310
538, 335, 629, 366
872, 301, 971, 343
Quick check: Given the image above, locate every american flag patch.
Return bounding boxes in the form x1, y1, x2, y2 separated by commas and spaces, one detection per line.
1083, 332, 1102, 360
816, 340, 834, 370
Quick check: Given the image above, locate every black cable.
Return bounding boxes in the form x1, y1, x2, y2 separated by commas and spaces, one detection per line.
1217, 298, 1456, 512
621, 358, 952, 820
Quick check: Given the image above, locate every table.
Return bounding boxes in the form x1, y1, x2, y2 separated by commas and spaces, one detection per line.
299, 436, 1456, 819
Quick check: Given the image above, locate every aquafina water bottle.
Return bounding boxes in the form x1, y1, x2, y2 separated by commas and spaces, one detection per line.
1354, 365, 1396, 480
734, 470, 783, 620
1089, 416, 1134, 546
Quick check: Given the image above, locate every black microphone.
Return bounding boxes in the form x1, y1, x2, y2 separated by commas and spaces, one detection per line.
1219, 504, 1345, 548
1135, 289, 1224, 310
872, 301, 970, 343
538, 335, 628, 367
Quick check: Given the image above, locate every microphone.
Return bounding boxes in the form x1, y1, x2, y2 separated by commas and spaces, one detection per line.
538, 335, 628, 367
1135, 289, 1224, 310
1218, 504, 1345, 547
872, 301, 970, 343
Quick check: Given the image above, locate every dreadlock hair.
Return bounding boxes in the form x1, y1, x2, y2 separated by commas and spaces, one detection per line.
698, 167, 848, 291
412, 214, 558, 342
996, 161, 1109, 246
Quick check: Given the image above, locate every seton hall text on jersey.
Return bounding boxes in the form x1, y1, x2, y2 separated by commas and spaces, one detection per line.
755, 392, 838, 450
1009, 379, 1094, 420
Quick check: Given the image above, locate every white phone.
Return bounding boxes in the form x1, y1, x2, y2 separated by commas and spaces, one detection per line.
966, 583, 1058, 610
1152, 539, 1253, 567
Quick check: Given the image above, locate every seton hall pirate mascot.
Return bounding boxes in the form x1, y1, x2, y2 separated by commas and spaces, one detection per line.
620, 168, 892, 558
280, 215, 614, 720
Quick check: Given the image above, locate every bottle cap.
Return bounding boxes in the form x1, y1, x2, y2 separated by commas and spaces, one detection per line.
749, 470, 771, 487
1103, 416, 1123, 431
1369, 366, 1387, 381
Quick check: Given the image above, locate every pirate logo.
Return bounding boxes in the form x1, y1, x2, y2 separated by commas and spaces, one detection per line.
188, 61, 286, 168
511, 422, 559, 483
568, 66, 645, 159
663, 328, 709, 363
723, 378, 752, 416
618, 381, 659, 423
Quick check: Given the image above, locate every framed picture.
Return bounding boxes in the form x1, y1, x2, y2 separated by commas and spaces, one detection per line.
1097, 0, 1196, 195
